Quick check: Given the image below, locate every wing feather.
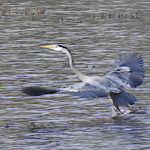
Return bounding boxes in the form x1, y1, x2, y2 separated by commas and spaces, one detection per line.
59, 53, 144, 99
59, 83, 108, 98
106, 52, 145, 88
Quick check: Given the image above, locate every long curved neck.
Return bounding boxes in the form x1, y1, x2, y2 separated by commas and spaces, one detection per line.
63, 48, 87, 82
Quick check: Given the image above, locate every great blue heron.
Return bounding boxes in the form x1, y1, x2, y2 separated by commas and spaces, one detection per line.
23, 44, 145, 114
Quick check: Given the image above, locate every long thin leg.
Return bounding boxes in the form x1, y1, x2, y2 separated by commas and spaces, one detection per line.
109, 96, 123, 114
126, 106, 134, 113
115, 106, 123, 114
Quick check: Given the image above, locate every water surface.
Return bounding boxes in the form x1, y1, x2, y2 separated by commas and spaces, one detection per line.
0, 0, 150, 149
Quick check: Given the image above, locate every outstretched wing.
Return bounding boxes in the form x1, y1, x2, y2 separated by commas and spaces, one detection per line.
59, 82, 108, 98
106, 52, 145, 88
23, 52, 144, 103
59, 76, 122, 99
22, 80, 115, 98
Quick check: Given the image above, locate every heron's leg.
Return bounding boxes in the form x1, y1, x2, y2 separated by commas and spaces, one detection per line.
126, 106, 134, 112
114, 106, 123, 114
109, 96, 123, 114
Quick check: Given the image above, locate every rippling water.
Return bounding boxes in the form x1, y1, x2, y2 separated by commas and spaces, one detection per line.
0, 0, 150, 149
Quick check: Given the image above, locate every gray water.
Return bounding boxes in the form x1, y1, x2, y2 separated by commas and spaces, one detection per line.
0, 0, 150, 149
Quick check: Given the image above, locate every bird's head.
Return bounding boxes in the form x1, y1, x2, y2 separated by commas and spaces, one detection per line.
40, 44, 68, 52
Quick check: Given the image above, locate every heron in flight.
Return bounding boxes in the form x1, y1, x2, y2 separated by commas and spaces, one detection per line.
23, 44, 145, 114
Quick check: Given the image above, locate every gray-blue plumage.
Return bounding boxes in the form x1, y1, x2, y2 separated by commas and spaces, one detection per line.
23, 45, 145, 112
110, 90, 137, 106
60, 52, 144, 107
107, 52, 145, 88
64, 83, 108, 98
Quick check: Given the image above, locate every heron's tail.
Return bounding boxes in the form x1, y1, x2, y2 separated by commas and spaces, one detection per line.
109, 90, 137, 106
22, 86, 58, 96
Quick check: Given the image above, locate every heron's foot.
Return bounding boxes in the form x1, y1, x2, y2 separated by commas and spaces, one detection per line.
126, 106, 135, 114
111, 106, 123, 118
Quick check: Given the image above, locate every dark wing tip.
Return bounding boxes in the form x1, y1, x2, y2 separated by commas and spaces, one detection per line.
22, 86, 57, 96
116, 52, 138, 65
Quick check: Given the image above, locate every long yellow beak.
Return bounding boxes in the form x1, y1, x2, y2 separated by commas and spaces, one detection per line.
40, 45, 56, 49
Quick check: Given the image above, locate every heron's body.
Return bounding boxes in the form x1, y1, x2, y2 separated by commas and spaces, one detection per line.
23, 44, 145, 114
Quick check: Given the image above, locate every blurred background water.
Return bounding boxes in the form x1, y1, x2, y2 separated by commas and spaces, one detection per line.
0, 0, 150, 149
